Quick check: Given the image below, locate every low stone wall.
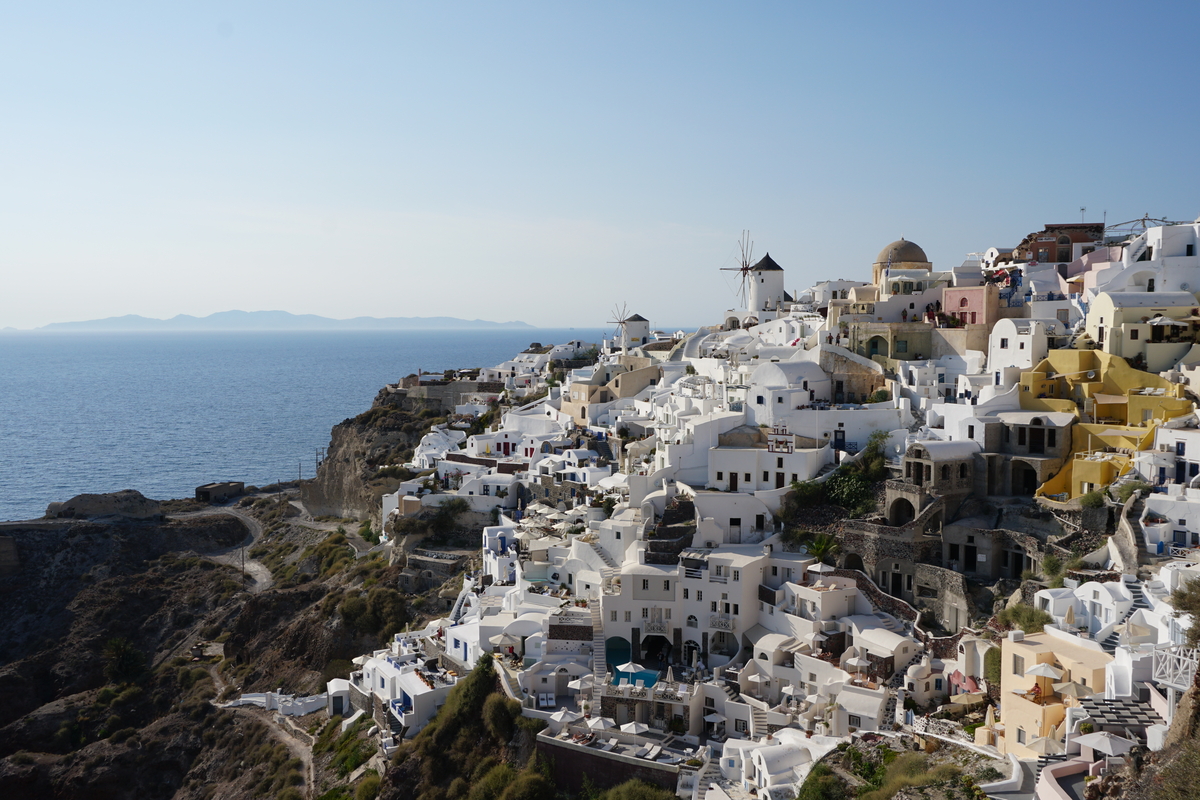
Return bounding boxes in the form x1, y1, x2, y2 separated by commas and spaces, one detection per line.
536, 734, 680, 794
831, 568, 966, 659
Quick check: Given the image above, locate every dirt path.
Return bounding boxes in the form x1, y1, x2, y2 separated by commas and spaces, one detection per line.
168, 508, 274, 593
208, 665, 317, 798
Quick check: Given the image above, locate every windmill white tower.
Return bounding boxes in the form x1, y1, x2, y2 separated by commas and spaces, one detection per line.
720, 231, 787, 318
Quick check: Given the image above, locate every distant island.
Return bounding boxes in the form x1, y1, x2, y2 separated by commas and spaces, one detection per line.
27, 310, 535, 332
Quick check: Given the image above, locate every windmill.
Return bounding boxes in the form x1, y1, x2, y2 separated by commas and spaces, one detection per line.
609, 302, 630, 354
720, 230, 755, 310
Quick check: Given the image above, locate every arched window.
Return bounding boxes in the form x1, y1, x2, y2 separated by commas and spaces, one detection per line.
759, 652, 768, 660
940, 465, 950, 480
959, 463, 967, 479
686, 615, 698, 628
960, 297, 969, 308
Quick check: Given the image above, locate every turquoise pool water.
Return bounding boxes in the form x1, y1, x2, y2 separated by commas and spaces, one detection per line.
612, 670, 659, 687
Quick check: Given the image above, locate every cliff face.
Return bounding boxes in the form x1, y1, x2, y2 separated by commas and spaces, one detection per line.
302, 387, 442, 519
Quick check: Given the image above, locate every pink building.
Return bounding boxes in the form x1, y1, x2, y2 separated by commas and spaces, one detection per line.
941, 284, 999, 326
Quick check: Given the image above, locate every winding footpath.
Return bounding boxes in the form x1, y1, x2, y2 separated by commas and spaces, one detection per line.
168, 507, 274, 593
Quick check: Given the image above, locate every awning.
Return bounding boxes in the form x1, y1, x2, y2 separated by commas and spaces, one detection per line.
1093, 393, 1128, 404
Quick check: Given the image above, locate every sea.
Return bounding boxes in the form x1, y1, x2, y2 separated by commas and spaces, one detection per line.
0, 328, 608, 522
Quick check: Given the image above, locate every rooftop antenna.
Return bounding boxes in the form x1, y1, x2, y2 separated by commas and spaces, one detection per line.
720, 230, 755, 309
1080, 206, 1087, 223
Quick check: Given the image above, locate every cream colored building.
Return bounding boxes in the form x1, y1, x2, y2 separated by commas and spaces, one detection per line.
995, 629, 1112, 759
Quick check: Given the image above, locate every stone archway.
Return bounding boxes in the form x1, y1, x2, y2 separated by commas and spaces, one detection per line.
844, 553, 865, 573
866, 336, 889, 358
1011, 462, 1039, 496
888, 497, 916, 526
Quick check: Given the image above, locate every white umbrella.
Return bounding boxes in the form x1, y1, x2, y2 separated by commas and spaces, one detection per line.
1027, 736, 1065, 755
1052, 681, 1093, 699
490, 632, 522, 647
620, 721, 650, 735
746, 673, 768, 684
949, 692, 985, 706
568, 676, 594, 691
550, 708, 581, 723
1025, 663, 1063, 679
1074, 731, 1136, 757
845, 657, 871, 671
616, 661, 646, 675
809, 562, 837, 574
805, 694, 821, 705
587, 716, 616, 731
703, 713, 726, 723
781, 684, 798, 696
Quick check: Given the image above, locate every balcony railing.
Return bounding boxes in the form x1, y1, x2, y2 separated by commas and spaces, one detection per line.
709, 574, 728, 584
709, 615, 736, 631
643, 620, 669, 635
684, 568, 703, 579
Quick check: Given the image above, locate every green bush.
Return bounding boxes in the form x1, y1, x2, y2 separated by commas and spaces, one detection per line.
997, 604, 1053, 634
102, 638, 146, 684
1079, 489, 1106, 508
984, 648, 1001, 685
482, 693, 521, 743
1117, 480, 1151, 503
356, 772, 381, 800
1042, 553, 1063, 577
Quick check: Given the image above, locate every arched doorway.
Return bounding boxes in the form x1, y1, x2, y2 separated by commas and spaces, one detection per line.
889, 498, 915, 526
844, 553, 865, 572
1012, 462, 1039, 496
640, 635, 672, 669
867, 336, 889, 358
605, 636, 631, 675
682, 639, 701, 668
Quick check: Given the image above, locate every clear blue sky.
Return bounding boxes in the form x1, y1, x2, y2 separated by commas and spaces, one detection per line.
3, 2, 1199, 330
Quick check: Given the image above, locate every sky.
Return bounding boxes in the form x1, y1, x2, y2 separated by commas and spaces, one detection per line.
3, 2, 1200, 331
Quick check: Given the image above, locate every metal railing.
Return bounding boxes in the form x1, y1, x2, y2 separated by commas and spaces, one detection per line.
709, 615, 736, 631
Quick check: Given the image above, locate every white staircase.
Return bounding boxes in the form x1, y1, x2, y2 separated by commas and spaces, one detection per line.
590, 606, 608, 708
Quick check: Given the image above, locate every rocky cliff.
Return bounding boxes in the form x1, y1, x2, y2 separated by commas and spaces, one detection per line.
301, 386, 446, 519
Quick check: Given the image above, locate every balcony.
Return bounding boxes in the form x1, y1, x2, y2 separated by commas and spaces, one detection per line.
684, 567, 703, 580
709, 615, 736, 631
709, 574, 728, 585
643, 620, 669, 635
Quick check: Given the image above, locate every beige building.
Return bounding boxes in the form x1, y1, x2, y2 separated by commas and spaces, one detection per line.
994, 629, 1112, 759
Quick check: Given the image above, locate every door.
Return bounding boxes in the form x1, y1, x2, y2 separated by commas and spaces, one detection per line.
730, 472, 738, 491
1177, 461, 1187, 483
776, 472, 785, 489
890, 572, 902, 597
965, 546, 977, 572
833, 430, 846, 451
1029, 427, 1045, 455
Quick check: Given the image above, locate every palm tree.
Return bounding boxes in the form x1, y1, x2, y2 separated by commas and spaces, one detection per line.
805, 533, 839, 565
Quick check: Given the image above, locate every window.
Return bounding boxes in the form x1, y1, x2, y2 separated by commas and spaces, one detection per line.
776, 396, 783, 403
968, 425, 974, 439
960, 297, 969, 308
665, 608, 671, 619
959, 463, 967, 478
777, 457, 783, 468
697, 591, 703, 602
642, 579, 649, 590
763, 471, 769, 482
664, 580, 671, 591
642, 607, 649, 618
735, 719, 748, 733
1017, 728, 1026, 745
711, 601, 718, 612
716, 471, 723, 481
1130, 329, 1139, 340
744, 473, 751, 482
941, 465, 950, 480
611, 610, 617, 622
733, 570, 740, 581
714, 565, 723, 577
624, 611, 631, 622
848, 715, 862, 728
935, 678, 943, 691
687, 615, 698, 628
1018, 427, 1026, 446
1000, 338, 1009, 349
1012, 654, 1025, 676
772, 566, 778, 576
683, 588, 689, 599
756, 395, 764, 405
1048, 429, 1056, 447
896, 340, 908, 353
906, 575, 913, 592
733, 604, 739, 615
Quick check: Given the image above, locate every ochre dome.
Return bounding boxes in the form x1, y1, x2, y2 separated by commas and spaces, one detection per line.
874, 238, 929, 265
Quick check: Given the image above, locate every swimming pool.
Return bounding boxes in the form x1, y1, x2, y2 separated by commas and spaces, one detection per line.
611, 670, 659, 688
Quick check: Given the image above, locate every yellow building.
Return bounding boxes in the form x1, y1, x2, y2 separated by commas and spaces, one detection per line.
1018, 350, 1192, 499
995, 630, 1112, 759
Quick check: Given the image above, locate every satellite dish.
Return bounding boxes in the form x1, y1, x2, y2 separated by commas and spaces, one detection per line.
1087, 371, 1096, 379
1182, 282, 1190, 291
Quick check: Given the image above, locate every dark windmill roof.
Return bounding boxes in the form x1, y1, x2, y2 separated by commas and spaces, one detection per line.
751, 253, 783, 271
623, 314, 649, 322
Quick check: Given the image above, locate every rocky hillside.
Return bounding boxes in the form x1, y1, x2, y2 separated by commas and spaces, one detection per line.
302, 386, 449, 519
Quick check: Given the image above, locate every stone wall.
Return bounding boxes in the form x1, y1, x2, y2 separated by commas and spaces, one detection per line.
548, 624, 592, 642
0, 537, 18, 575
537, 735, 680, 794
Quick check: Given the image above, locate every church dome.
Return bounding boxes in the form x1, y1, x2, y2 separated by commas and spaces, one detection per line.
874, 239, 929, 266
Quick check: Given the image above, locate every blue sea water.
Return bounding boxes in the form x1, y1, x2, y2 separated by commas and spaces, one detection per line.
0, 328, 606, 522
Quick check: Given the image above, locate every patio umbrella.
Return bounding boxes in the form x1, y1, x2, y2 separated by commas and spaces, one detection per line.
587, 716, 616, 731
805, 694, 821, 705
1064, 605, 1076, 627
616, 661, 646, 676
620, 721, 650, 735
568, 676, 594, 691
490, 632, 522, 647
1074, 731, 1136, 757
665, 666, 676, 683
781, 684, 798, 696
702, 713, 726, 723
550, 708, 580, 724
949, 692, 985, 706
746, 673, 768, 684
1027, 736, 1066, 756
1052, 681, 1094, 699
1025, 662, 1062, 697
845, 657, 871, 673
984, 706, 995, 728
